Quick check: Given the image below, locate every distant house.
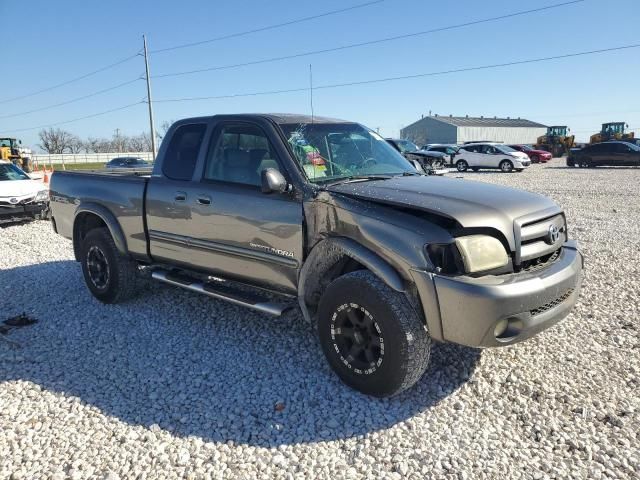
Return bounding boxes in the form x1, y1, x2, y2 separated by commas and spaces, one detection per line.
400, 115, 547, 145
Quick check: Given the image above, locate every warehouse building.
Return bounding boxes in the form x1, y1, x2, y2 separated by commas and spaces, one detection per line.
400, 115, 547, 145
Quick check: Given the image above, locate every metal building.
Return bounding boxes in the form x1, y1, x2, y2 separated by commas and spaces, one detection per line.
400, 115, 547, 146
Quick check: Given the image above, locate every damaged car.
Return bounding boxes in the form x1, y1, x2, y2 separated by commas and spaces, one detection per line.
49, 114, 583, 397
0, 160, 49, 225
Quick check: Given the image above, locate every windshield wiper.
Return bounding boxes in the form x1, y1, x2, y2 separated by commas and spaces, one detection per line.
324, 174, 393, 186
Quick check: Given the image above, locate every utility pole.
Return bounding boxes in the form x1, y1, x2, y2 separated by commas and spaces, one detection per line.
114, 128, 121, 152
143, 34, 157, 159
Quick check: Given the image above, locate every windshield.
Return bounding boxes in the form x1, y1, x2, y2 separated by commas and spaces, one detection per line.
0, 163, 30, 181
394, 139, 419, 153
280, 123, 415, 183
548, 127, 567, 136
497, 145, 517, 153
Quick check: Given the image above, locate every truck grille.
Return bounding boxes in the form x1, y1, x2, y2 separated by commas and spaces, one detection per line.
516, 213, 567, 266
530, 288, 574, 316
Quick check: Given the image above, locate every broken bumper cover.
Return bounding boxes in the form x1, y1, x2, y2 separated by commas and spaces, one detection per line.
412, 240, 583, 348
0, 202, 48, 224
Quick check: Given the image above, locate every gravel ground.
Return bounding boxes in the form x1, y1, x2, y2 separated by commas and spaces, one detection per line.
1, 159, 638, 479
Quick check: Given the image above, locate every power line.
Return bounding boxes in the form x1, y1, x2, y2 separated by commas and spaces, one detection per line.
0, 78, 142, 120
150, 0, 385, 54
6, 101, 143, 134
155, 43, 640, 103
0, 53, 140, 105
154, 0, 586, 79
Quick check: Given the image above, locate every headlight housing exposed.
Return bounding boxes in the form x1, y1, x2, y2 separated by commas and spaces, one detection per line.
455, 235, 508, 273
35, 190, 49, 202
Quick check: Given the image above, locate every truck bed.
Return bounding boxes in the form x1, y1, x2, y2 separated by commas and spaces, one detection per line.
50, 170, 151, 259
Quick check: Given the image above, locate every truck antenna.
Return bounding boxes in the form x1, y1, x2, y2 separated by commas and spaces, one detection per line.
309, 64, 314, 123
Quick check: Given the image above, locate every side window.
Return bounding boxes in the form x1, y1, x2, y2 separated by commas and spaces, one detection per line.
613, 143, 630, 153
204, 123, 281, 186
162, 123, 207, 181
462, 145, 476, 153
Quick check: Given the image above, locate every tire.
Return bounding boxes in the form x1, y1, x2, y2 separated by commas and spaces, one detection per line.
456, 159, 468, 172
579, 158, 592, 168
317, 270, 431, 397
80, 228, 139, 304
531, 155, 539, 164
499, 160, 514, 172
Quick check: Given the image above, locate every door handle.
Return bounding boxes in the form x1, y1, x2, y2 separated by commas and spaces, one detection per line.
174, 191, 187, 202
196, 195, 212, 206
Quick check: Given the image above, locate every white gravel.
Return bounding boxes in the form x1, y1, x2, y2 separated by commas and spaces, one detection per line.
1, 159, 638, 479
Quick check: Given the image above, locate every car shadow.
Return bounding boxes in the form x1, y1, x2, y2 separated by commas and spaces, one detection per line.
0, 261, 481, 447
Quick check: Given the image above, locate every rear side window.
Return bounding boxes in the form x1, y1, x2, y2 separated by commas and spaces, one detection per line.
162, 123, 207, 181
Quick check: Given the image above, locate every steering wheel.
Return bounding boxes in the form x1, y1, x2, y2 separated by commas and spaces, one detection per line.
362, 157, 377, 168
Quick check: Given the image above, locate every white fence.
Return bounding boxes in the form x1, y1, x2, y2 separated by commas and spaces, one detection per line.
30, 152, 154, 167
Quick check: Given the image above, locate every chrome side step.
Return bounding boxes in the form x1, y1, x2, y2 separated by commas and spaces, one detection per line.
151, 269, 290, 316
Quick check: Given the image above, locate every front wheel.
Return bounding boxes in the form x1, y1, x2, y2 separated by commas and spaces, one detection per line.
317, 271, 431, 397
456, 159, 468, 172
499, 160, 514, 172
80, 228, 140, 304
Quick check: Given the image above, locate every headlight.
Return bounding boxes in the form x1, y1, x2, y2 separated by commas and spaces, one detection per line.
455, 235, 509, 273
35, 190, 49, 202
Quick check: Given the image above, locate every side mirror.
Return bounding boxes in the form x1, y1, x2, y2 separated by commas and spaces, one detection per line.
261, 168, 288, 194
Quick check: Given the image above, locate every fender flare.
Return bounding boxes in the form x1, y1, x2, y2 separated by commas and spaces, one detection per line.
297, 237, 405, 323
73, 203, 128, 258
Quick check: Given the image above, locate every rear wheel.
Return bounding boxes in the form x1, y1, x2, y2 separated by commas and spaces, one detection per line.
579, 158, 592, 168
317, 271, 431, 397
80, 228, 139, 303
499, 160, 514, 172
456, 159, 468, 172
531, 155, 539, 163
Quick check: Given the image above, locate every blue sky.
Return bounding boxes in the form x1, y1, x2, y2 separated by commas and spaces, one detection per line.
2, 0, 638, 149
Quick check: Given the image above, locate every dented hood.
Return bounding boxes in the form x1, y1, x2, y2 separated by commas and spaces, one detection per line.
327, 175, 560, 249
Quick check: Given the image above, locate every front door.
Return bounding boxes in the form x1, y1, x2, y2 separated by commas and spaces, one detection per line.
184, 122, 304, 293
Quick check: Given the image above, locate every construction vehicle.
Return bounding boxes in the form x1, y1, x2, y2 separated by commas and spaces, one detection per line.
0, 137, 32, 172
535, 126, 575, 157
589, 122, 635, 144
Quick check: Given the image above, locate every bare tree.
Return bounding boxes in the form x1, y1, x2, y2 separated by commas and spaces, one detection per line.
127, 133, 151, 152
157, 120, 174, 141
38, 128, 75, 154
68, 136, 84, 153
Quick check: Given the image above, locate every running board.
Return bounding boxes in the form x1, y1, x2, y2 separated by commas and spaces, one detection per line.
151, 269, 290, 316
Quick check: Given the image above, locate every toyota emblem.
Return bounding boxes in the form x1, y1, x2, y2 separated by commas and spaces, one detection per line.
9, 197, 18, 204
547, 224, 560, 244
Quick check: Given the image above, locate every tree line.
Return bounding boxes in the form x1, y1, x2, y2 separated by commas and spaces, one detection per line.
37, 121, 172, 154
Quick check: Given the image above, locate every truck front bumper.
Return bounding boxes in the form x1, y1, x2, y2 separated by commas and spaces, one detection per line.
411, 240, 584, 348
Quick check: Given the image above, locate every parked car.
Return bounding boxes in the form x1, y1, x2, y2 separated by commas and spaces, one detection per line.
106, 157, 152, 169
421, 144, 459, 166
454, 143, 531, 172
50, 113, 583, 397
0, 160, 49, 224
384, 138, 447, 174
508, 144, 552, 163
567, 141, 640, 168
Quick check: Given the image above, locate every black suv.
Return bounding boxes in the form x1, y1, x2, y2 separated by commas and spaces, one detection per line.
568, 141, 640, 167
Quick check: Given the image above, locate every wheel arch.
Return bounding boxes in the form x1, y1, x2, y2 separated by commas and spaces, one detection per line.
72, 203, 127, 261
298, 237, 406, 324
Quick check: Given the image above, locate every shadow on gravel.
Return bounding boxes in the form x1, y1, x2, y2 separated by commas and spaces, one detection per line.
0, 261, 481, 447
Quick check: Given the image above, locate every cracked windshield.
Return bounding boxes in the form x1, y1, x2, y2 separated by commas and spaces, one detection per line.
281, 123, 415, 183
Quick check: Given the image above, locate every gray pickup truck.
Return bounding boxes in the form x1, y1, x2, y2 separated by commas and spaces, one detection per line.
50, 114, 583, 397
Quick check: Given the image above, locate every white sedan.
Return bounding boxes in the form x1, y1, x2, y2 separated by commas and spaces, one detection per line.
454, 143, 531, 172
0, 160, 49, 224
